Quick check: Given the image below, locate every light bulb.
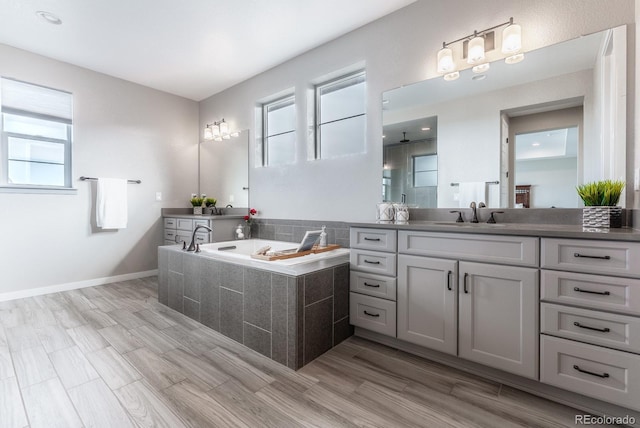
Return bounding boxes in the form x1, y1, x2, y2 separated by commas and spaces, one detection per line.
211, 123, 220, 138
502, 22, 522, 54
444, 71, 460, 81
505, 53, 525, 64
203, 126, 213, 140
467, 35, 485, 64
437, 47, 455, 73
472, 63, 490, 74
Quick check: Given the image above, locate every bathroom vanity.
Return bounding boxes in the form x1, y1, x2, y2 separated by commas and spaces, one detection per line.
349, 222, 640, 419
161, 209, 243, 246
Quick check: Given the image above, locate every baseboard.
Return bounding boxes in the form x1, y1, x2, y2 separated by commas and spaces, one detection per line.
0, 270, 158, 302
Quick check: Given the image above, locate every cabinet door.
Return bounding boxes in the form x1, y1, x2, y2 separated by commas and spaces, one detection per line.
458, 261, 539, 379
398, 255, 458, 355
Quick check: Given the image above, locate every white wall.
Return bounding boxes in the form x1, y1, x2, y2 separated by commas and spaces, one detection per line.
516, 158, 579, 208
200, 0, 634, 221
0, 44, 199, 296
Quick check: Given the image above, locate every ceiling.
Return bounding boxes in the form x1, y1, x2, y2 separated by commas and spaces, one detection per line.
0, 0, 415, 101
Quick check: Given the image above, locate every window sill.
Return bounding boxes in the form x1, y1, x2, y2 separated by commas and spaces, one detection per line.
0, 185, 78, 195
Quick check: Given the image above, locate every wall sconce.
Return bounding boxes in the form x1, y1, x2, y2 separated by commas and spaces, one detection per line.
436, 17, 523, 81
203, 118, 240, 141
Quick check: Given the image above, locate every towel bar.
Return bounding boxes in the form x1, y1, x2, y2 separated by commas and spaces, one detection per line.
80, 176, 141, 184
450, 181, 499, 186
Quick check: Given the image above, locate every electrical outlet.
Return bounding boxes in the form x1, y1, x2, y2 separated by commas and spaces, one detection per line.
155, 192, 162, 201
635, 168, 640, 191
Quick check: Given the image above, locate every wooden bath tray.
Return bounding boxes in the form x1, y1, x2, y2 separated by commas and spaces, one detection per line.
250, 244, 341, 261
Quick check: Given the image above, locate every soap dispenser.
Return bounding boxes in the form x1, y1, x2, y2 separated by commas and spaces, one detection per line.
319, 225, 327, 248
235, 224, 245, 240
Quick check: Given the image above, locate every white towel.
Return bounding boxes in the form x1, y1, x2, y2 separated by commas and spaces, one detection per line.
458, 182, 486, 208
96, 178, 128, 229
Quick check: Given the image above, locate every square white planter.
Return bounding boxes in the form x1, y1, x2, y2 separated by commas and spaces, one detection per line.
193, 206, 203, 215
582, 206, 622, 228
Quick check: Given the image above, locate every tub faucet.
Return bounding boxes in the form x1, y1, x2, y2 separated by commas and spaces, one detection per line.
186, 225, 212, 252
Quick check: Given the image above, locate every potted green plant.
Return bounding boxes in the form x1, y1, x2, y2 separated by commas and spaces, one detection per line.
204, 197, 217, 215
576, 180, 625, 228
190, 194, 204, 215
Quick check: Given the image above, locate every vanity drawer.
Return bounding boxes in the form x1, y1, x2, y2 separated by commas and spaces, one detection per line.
175, 233, 190, 245
542, 238, 640, 278
350, 228, 397, 253
541, 303, 640, 353
194, 219, 210, 229
176, 219, 193, 231
541, 335, 640, 411
350, 249, 396, 277
349, 292, 396, 337
164, 218, 177, 229
398, 231, 538, 267
350, 271, 397, 301
194, 232, 210, 244
541, 270, 640, 316
164, 230, 177, 242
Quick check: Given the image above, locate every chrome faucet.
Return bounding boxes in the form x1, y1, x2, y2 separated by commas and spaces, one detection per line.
186, 225, 212, 252
469, 201, 486, 223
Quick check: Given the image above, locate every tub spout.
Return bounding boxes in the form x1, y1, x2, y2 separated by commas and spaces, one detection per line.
186, 225, 212, 252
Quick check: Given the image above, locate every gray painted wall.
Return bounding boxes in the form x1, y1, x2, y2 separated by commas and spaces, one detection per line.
199, 0, 635, 221
0, 44, 199, 295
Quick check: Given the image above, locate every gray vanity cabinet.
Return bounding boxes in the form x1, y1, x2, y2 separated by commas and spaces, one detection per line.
458, 261, 539, 379
397, 230, 540, 379
397, 255, 457, 355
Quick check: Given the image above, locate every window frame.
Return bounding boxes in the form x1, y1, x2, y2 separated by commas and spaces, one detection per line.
314, 70, 366, 159
261, 94, 296, 167
412, 153, 438, 188
0, 78, 74, 194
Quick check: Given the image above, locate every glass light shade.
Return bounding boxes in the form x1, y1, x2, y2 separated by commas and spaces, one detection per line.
472, 63, 490, 74
437, 47, 455, 73
502, 23, 522, 54
211, 124, 221, 138
467, 36, 485, 64
505, 53, 525, 64
443, 71, 460, 81
203, 126, 213, 140
219, 120, 229, 136
222, 134, 231, 140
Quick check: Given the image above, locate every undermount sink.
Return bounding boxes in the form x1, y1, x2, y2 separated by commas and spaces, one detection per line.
432, 222, 507, 227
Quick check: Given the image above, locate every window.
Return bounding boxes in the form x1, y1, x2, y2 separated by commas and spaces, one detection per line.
262, 95, 295, 166
413, 154, 437, 187
1, 78, 73, 190
315, 71, 365, 159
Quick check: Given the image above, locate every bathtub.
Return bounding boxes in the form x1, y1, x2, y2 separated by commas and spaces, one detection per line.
199, 239, 350, 268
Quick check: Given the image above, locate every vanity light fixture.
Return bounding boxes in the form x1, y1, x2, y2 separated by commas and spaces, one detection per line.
203, 118, 238, 141
437, 17, 524, 81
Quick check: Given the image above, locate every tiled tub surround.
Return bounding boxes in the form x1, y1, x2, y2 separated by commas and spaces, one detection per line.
251, 219, 351, 248
158, 246, 352, 370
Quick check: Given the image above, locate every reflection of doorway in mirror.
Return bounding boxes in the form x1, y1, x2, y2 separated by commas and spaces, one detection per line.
507, 106, 582, 208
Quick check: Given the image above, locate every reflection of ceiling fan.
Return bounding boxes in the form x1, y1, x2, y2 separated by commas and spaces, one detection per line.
400, 131, 410, 143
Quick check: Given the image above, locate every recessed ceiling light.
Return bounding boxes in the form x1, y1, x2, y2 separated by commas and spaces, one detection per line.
471, 74, 486, 81
532, 142, 540, 147
36, 11, 62, 25
382, 135, 386, 138
421, 127, 431, 131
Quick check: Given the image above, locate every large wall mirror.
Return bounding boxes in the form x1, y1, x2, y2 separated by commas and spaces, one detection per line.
199, 129, 249, 209
382, 25, 627, 209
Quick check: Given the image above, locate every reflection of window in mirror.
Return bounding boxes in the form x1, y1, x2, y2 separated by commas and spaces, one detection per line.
262, 95, 296, 166
315, 71, 365, 159
506, 105, 582, 208
414, 154, 438, 187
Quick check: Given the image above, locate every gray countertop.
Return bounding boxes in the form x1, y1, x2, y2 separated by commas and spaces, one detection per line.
350, 221, 640, 242
163, 214, 245, 220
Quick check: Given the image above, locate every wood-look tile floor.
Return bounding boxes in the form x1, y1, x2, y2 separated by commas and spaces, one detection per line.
0, 277, 610, 428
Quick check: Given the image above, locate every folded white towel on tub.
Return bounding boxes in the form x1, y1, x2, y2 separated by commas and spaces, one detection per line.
96, 178, 128, 229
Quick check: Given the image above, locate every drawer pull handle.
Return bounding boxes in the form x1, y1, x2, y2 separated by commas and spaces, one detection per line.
446, 270, 452, 291
573, 287, 610, 296
364, 260, 381, 265
573, 322, 610, 333
364, 282, 380, 288
573, 365, 609, 379
463, 273, 469, 294
573, 252, 611, 260
363, 310, 380, 318
364, 237, 381, 242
